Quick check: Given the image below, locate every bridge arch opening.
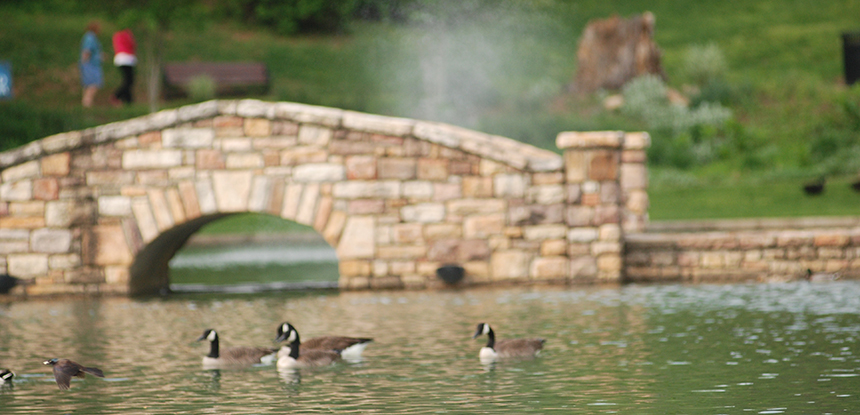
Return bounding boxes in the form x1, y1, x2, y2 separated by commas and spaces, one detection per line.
128, 213, 338, 295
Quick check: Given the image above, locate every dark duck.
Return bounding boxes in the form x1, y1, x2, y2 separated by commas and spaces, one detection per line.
43, 358, 104, 390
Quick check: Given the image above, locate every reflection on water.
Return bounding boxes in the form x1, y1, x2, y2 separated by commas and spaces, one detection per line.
169, 241, 340, 289
1, 282, 860, 413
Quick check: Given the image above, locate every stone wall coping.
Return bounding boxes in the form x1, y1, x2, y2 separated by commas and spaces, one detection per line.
556, 131, 650, 150
646, 216, 860, 233
0, 99, 563, 174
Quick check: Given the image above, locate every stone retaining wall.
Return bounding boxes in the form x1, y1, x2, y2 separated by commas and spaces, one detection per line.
625, 219, 860, 282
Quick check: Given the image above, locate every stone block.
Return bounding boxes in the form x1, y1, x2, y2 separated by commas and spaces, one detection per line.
597, 254, 622, 272
322, 210, 347, 245
9, 201, 44, 216
528, 184, 565, 204
620, 163, 647, 190
569, 255, 597, 279
122, 150, 183, 169
599, 224, 621, 241
494, 174, 526, 198
1, 180, 32, 201
293, 163, 346, 182
701, 252, 724, 268
298, 125, 333, 146
403, 181, 434, 199
343, 111, 414, 136
462, 177, 493, 198
196, 149, 225, 170
378, 158, 416, 180
281, 183, 303, 220
491, 250, 530, 280
594, 205, 620, 225
313, 196, 333, 232
348, 199, 385, 215
447, 199, 506, 216
531, 256, 568, 280
296, 183, 320, 225
393, 223, 424, 244
377, 245, 426, 259
432, 183, 461, 202
332, 181, 400, 199
89, 225, 133, 265
41, 153, 71, 176
464, 214, 505, 238
401, 203, 445, 223
345, 155, 376, 180
776, 231, 814, 247
568, 227, 598, 243
244, 118, 272, 137
226, 153, 264, 169
389, 261, 416, 274
532, 172, 564, 185
541, 239, 567, 256
340, 260, 372, 277
178, 181, 202, 219
417, 158, 448, 181
7, 254, 49, 277
814, 233, 850, 247
1, 160, 40, 182
337, 216, 375, 259
591, 241, 622, 256
49, 254, 81, 270
424, 223, 461, 240
31, 228, 72, 253
370, 276, 404, 289
212, 171, 252, 212
131, 197, 159, 242
458, 240, 490, 262
163, 128, 214, 148
556, 131, 623, 149
280, 147, 327, 165
523, 224, 567, 240
624, 132, 651, 150
589, 150, 618, 181
0, 216, 44, 229
0, 229, 30, 254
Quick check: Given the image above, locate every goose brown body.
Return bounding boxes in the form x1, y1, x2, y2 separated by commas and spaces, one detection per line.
473, 323, 545, 359
274, 323, 372, 360
197, 329, 277, 368
275, 323, 341, 369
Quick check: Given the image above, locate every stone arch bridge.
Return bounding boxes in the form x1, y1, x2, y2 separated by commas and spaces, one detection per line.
0, 100, 649, 296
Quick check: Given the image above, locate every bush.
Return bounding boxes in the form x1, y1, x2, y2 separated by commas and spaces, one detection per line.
216, 0, 359, 34
187, 75, 216, 102
683, 42, 727, 86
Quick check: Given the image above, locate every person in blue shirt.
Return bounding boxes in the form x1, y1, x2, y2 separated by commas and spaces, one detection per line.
80, 21, 104, 107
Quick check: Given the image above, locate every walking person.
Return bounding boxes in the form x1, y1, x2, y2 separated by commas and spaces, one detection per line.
111, 28, 137, 106
79, 21, 104, 107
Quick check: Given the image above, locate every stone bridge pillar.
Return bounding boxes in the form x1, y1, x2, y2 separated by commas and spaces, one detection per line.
557, 131, 649, 282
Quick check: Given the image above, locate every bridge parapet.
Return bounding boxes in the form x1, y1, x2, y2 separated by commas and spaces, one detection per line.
0, 100, 648, 296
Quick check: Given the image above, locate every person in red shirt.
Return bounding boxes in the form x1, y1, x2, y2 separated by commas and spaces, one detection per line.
111, 28, 136, 106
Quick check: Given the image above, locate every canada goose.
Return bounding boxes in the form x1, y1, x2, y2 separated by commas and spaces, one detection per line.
42, 358, 104, 390
473, 323, 545, 360
805, 268, 841, 282
0, 369, 14, 385
0, 274, 33, 294
274, 322, 372, 361
196, 329, 277, 368
275, 323, 341, 369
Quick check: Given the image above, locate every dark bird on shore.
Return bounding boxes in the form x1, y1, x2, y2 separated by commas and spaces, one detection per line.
197, 329, 278, 368
0, 274, 33, 294
851, 178, 860, 192
803, 176, 825, 196
43, 358, 104, 390
0, 369, 14, 385
473, 323, 545, 361
275, 322, 372, 361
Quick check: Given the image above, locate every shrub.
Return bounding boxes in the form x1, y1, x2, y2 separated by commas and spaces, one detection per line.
187, 75, 217, 102
683, 42, 727, 86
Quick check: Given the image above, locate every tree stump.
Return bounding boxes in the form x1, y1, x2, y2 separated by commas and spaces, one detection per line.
571, 12, 666, 95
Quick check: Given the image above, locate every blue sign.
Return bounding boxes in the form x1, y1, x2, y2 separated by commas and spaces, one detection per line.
0, 61, 12, 99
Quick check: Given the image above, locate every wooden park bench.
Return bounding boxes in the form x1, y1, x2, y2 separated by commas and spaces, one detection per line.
162, 62, 269, 98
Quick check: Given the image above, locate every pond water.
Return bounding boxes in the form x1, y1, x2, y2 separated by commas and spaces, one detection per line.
2, 244, 860, 413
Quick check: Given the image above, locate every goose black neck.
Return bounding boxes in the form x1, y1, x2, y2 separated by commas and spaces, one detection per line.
208, 336, 219, 358
288, 331, 301, 359
485, 327, 495, 350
